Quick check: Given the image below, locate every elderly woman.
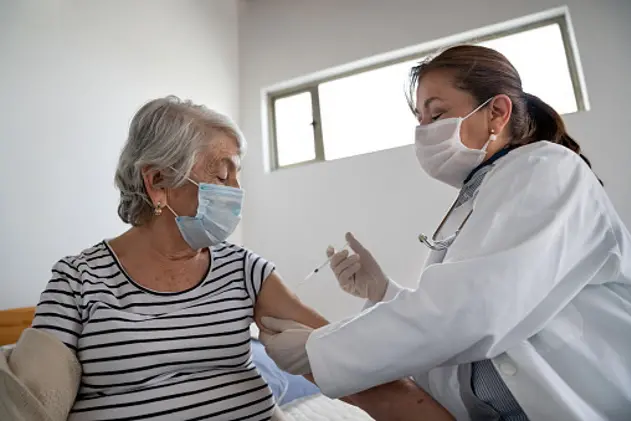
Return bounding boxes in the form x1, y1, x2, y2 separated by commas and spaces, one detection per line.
1, 96, 453, 421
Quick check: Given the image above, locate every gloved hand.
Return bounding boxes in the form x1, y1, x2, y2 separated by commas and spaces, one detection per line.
259, 317, 312, 376
327, 232, 389, 302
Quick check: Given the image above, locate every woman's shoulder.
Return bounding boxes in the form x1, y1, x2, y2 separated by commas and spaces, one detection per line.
212, 242, 247, 254
210, 243, 276, 301
212, 242, 273, 263
51, 242, 117, 279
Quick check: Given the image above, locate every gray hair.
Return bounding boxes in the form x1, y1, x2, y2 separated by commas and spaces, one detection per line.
115, 95, 246, 226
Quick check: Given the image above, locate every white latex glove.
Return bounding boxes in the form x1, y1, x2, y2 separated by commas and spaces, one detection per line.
259, 317, 312, 376
327, 232, 388, 302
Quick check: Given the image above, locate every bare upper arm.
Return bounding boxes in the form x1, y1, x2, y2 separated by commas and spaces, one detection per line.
254, 271, 328, 332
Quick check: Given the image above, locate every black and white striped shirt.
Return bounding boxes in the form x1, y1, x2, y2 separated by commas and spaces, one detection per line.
32, 241, 276, 421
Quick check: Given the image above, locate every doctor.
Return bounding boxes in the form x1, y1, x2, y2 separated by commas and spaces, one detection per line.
260, 45, 631, 420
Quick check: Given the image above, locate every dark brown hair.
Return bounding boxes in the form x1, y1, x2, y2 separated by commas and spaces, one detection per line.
407, 45, 601, 183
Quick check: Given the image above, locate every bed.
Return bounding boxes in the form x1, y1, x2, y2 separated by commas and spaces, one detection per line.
281, 394, 374, 421
249, 337, 374, 420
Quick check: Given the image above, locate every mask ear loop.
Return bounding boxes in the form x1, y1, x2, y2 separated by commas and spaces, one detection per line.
167, 165, 200, 187
463, 96, 497, 152
463, 96, 495, 120
165, 203, 179, 217
150, 167, 195, 218
169, 176, 206, 218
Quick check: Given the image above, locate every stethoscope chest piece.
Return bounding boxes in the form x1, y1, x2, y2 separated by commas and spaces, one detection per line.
418, 233, 456, 251
419, 150, 507, 251
418, 205, 473, 251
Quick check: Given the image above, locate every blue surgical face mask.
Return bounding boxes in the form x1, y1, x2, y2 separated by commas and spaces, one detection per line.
167, 178, 244, 250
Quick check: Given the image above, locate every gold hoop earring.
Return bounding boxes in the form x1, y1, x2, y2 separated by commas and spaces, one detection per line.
153, 202, 163, 216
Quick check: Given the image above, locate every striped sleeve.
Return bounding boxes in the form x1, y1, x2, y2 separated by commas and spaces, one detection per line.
243, 251, 275, 303
32, 259, 83, 351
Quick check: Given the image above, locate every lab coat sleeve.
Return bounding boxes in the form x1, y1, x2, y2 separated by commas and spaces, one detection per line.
362, 279, 406, 311
382, 279, 406, 301
306, 145, 612, 398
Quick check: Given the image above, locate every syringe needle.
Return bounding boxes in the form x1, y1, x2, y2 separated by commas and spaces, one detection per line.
301, 271, 317, 284
299, 242, 349, 285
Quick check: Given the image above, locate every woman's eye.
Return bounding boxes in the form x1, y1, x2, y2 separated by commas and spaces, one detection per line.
217, 176, 228, 184
431, 113, 444, 122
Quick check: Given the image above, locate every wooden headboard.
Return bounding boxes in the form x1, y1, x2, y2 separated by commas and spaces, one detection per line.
0, 307, 36, 346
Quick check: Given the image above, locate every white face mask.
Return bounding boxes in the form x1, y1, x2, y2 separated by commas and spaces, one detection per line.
414, 97, 494, 188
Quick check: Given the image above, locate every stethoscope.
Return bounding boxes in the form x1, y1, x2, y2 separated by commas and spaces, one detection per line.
417, 199, 473, 251
417, 145, 516, 251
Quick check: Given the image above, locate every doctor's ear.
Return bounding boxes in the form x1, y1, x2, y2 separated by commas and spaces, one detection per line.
488, 94, 512, 135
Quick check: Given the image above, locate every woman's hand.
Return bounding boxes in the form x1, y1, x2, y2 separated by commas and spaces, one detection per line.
328, 232, 389, 302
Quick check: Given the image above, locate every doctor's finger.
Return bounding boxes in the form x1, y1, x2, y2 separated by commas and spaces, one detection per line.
258, 330, 275, 346
341, 282, 356, 295
331, 253, 360, 277
326, 245, 335, 258
345, 232, 370, 256
329, 249, 350, 268
338, 262, 361, 283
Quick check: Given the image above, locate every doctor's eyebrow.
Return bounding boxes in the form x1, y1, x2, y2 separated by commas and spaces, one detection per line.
424, 96, 441, 109
416, 96, 443, 120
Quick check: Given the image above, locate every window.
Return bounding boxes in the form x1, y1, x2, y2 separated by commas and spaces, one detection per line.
266, 7, 587, 170
273, 92, 318, 166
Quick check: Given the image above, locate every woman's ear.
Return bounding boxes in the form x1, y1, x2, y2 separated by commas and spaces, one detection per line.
141, 166, 167, 208
489, 94, 512, 135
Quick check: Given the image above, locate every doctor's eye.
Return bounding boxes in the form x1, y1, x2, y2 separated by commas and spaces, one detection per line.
216, 176, 228, 184
431, 113, 444, 121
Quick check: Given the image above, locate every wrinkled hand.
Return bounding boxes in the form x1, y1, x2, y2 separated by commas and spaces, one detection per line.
327, 232, 388, 302
259, 317, 313, 375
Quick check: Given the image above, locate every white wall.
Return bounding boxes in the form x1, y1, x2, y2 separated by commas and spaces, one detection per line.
0, 0, 240, 309
238, 0, 631, 321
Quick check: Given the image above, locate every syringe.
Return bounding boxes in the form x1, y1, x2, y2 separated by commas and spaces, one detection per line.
299, 242, 349, 284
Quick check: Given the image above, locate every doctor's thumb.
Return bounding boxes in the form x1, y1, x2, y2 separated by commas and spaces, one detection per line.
345, 232, 367, 255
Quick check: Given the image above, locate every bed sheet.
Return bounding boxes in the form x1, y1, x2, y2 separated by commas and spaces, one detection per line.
281, 394, 374, 421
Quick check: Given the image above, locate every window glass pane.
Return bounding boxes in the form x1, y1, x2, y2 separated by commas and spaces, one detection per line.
479, 23, 577, 114
274, 92, 316, 167
271, 17, 582, 168
318, 60, 419, 161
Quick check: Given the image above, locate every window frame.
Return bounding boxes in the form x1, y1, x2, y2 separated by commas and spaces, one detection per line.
265, 7, 588, 171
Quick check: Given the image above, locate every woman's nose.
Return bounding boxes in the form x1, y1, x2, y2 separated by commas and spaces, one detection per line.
229, 178, 241, 189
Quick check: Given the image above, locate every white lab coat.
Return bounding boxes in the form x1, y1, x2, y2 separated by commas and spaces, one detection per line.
306, 142, 631, 420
